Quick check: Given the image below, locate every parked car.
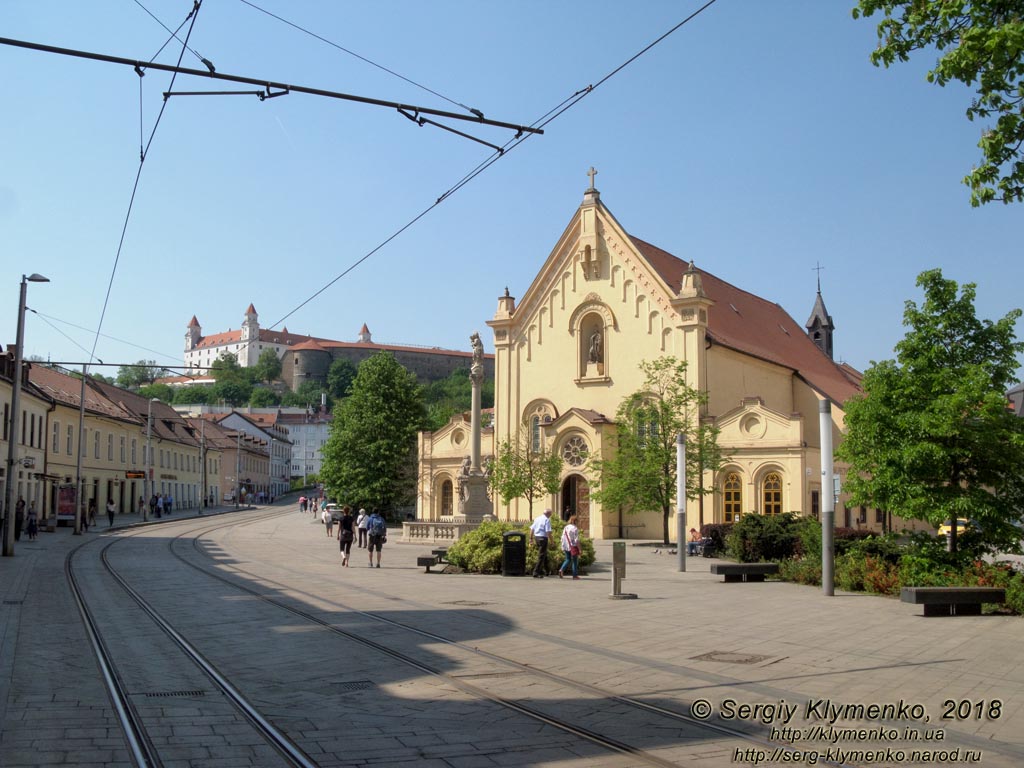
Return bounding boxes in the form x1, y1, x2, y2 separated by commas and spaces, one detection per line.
325, 503, 342, 521
937, 518, 974, 537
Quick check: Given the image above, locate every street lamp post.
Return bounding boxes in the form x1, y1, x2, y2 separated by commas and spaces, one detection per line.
235, 430, 241, 509
145, 398, 157, 522
3, 273, 49, 557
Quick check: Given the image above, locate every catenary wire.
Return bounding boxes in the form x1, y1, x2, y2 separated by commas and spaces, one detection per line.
266, 0, 719, 333
133, 0, 211, 68
237, 0, 479, 116
86, 2, 204, 375
29, 310, 183, 365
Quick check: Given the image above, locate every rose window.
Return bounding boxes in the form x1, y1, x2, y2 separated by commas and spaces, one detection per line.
561, 436, 589, 467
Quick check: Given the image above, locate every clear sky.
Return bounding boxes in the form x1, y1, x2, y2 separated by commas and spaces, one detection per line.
1, 1, 1020, 382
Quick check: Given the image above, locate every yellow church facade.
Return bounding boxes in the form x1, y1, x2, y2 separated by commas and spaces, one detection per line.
417, 181, 865, 541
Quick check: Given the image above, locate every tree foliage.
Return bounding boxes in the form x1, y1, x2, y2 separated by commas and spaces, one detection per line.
854, 1, 1024, 205
422, 368, 495, 430
488, 423, 563, 518
590, 357, 727, 544
320, 352, 426, 511
326, 358, 358, 400
252, 349, 282, 384
249, 387, 280, 407
116, 359, 164, 389
837, 269, 1024, 554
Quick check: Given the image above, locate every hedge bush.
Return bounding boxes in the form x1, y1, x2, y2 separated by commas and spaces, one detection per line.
446, 518, 595, 574
726, 513, 802, 562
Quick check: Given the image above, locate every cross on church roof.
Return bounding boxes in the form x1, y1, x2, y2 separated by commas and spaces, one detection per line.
812, 262, 824, 293
586, 166, 598, 190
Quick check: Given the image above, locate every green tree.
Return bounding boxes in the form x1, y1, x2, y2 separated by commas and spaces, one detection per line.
422, 368, 495, 430
488, 422, 564, 518
320, 352, 426, 511
282, 379, 329, 409
173, 384, 213, 404
590, 356, 727, 544
249, 387, 280, 407
326, 358, 358, 400
137, 382, 174, 402
116, 359, 164, 389
854, 1, 1024, 205
212, 379, 252, 407
837, 269, 1024, 554
252, 349, 282, 384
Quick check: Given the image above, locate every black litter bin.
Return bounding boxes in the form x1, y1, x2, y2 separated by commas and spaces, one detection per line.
502, 531, 527, 576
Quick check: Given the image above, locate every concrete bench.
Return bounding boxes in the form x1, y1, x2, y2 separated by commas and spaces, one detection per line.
710, 563, 779, 583
417, 555, 441, 573
900, 587, 1005, 616
431, 548, 449, 561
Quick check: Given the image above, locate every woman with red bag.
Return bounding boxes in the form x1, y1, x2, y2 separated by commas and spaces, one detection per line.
558, 515, 581, 580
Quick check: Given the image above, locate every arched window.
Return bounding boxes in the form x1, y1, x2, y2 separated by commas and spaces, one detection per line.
724, 472, 742, 522
441, 480, 453, 516
763, 472, 782, 516
561, 435, 589, 467
531, 416, 541, 453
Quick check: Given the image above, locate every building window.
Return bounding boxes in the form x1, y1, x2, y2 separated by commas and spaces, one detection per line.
67, 425, 74, 454
762, 472, 782, 516
108, 433, 114, 461
531, 416, 541, 453
53, 422, 60, 453
441, 480, 453, 516
561, 435, 589, 467
132, 439, 137, 465
94, 431, 100, 459
120, 436, 126, 462
82, 428, 88, 457
724, 472, 742, 522
811, 490, 820, 521
875, 508, 884, 524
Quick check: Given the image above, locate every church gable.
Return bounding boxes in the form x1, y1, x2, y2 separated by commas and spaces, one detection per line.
716, 397, 803, 449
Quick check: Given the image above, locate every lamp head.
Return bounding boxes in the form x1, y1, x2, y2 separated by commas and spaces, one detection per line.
25, 273, 49, 283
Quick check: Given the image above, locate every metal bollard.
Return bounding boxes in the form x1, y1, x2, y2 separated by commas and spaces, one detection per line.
609, 541, 637, 600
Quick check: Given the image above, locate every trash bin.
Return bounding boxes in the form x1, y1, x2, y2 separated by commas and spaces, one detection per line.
502, 531, 527, 577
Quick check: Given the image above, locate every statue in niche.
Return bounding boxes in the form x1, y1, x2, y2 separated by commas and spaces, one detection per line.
588, 328, 603, 364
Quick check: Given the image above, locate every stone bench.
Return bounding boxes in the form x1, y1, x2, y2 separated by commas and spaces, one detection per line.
710, 563, 779, 583
417, 555, 442, 573
900, 587, 1005, 616
431, 548, 449, 561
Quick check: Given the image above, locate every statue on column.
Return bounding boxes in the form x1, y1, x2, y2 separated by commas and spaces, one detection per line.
470, 331, 484, 384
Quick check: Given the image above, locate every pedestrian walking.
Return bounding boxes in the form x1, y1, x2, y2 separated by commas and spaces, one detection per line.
558, 515, 581, 580
13, 497, 25, 541
87, 499, 97, 527
138, 496, 146, 516
166, 493, 174, 514
299, 496, 307, 513
25, 505, 38, 540
323, 504, 334, 536
337, 506, 355, 567
156, 494, 164, 518
106, 499, 116, 527
366, 510, 387, 568
81, 501, 90, 533
530, 508, 554, 578
356, 508, 368, 548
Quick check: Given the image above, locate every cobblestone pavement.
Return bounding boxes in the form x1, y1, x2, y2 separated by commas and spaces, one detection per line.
2, 501, 1022, 767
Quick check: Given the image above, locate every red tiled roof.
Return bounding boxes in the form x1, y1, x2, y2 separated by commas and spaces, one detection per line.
28, 366, 137, 422
631, 236, 861, 405
188, 315, 200, 327
246, 303, 257, 314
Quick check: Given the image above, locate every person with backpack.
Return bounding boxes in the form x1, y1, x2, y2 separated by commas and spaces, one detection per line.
366, 510, 387, 568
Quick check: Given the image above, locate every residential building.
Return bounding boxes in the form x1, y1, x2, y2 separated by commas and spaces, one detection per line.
1, 350, 53, 521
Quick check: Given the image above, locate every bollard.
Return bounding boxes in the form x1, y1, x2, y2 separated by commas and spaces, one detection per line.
609, 541, 637, 600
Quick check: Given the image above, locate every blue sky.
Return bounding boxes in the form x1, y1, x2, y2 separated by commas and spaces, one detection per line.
2, 1, 1020, 382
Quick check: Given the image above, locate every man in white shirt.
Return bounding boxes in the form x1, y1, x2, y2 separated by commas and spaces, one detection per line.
529, 509, 553, 578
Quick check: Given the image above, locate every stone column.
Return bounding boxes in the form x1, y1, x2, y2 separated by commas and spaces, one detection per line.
455, 332, 493, 523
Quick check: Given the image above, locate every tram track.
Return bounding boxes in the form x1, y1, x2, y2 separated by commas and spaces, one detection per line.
65, 507, 316, 768
164, 510, 851, 767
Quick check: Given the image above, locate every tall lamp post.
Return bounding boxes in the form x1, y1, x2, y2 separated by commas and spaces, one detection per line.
3, 273, 50, 557
145, 398, 157, 522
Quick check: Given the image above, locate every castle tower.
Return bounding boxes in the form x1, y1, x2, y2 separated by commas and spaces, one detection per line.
185, 315, 202, 352
358, 323, 372, 343
240, 304, 260, 366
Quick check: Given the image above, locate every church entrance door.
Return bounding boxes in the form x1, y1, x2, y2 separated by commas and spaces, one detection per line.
560, 475, 590, 532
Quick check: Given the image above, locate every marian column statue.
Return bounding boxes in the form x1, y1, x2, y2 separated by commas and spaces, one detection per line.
456, 332, 493, 522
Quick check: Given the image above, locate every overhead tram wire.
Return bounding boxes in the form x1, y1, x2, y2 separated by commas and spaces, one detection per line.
133, 0, 216, 72
237, 0, 481, 118
28, 310, 184, 366
265, 0, 720, 334
86, 1, 206, 380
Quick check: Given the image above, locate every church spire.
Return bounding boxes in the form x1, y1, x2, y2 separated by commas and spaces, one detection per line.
805, 264, 835, 360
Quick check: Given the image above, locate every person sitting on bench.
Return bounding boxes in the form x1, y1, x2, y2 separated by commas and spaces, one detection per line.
687, 527, 702, 556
